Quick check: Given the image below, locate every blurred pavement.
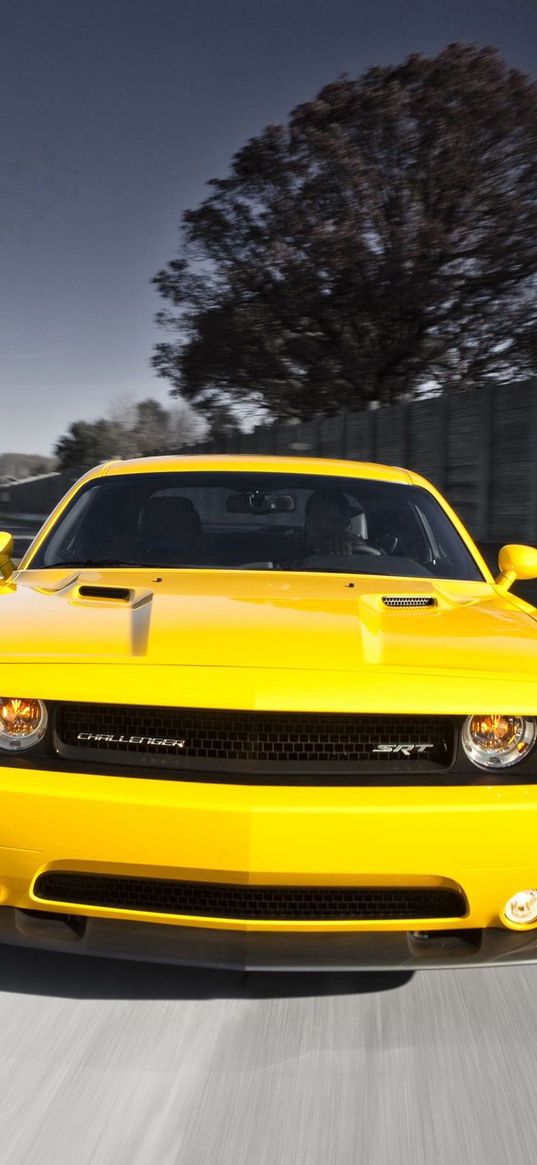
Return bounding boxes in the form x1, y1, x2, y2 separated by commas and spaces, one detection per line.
0, 949, 536, 1164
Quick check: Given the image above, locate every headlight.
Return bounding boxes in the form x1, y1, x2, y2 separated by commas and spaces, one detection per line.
0, 698, 48, 751
462, 714, 536, 769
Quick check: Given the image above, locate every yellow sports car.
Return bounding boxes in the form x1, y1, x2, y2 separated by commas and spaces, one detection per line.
2, 453, 537, 969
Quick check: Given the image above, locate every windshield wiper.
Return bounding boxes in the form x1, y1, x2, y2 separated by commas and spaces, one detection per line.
45, 558, 144, 568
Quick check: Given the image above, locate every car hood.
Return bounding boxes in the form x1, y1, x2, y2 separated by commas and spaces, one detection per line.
3, 567, 537, 670
2, 567, 537, 713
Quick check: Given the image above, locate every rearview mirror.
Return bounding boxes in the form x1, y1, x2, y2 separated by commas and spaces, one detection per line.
495, 544, 537, 592
0, 532, 14, 581
226, 491, 295, 515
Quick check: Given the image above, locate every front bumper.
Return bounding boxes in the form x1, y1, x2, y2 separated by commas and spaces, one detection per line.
3, 764, 537, 966
3, 909, 537, 968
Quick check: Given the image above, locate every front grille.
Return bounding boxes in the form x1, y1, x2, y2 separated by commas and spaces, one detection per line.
382, 596, 436, 608
34, 872, 467, 921
54, 703, 455, 777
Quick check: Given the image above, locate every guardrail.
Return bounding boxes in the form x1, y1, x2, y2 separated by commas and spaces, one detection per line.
0, 514, 43, 562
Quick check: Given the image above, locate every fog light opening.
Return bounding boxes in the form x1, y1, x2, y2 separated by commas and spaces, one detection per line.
504, 890, 537, 926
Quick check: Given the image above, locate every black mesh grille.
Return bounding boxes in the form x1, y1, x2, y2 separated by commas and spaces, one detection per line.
34, 872, 467, 921
382, 596, 436, 608
54, 703, 455, 775
78, 586, 131, 600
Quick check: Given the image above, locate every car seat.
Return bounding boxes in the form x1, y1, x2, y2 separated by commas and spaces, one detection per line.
139, 495, 202, 563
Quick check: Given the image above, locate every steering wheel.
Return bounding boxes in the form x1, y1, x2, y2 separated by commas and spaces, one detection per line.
373, 532, 400, 556
349, 544, 382, 556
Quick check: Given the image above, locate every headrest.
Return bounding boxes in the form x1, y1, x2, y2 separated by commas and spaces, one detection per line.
140, 495, 201, 539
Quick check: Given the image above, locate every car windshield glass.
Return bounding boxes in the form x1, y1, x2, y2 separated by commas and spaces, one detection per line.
28, 471, 484, 581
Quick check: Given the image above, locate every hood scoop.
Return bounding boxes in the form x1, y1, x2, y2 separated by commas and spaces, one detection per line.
78, 585, 132, 601
382, 596, 437, 609
73, 584, 153, 612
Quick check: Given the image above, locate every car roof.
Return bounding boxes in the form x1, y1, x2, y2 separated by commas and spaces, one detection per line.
96, 454, 416, 486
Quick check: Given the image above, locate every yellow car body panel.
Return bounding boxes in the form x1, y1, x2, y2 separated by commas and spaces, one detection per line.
0, 454, 537, 967
2, 570, 537, 712
1, 769, 537, 932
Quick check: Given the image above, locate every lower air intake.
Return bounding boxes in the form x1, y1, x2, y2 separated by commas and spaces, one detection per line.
34, 872, 467, 921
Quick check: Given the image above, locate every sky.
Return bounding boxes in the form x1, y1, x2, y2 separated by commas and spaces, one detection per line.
2, 0, 537, 456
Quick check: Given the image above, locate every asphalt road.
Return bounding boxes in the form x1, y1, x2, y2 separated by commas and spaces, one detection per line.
1, 951, 536, 1164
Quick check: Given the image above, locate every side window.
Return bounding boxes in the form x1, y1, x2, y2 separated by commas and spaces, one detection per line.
414, 504, 442, 560
41, 488, 97, 565
365, 499, 429, 562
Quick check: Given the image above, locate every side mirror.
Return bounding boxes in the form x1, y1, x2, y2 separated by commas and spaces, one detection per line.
495, 544, 537, 592
0, 532, 14, 581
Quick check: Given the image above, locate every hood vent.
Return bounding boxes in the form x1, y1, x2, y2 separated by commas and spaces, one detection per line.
382, 596, 436, 608
78, 585, 131, 601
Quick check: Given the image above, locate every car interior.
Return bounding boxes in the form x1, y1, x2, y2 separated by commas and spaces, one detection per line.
32, 472, 485, 581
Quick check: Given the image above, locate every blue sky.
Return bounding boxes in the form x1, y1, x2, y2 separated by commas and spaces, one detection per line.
2, 0, 536, 454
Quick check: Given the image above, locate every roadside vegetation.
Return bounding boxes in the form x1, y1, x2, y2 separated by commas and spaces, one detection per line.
153, 43, 537, 428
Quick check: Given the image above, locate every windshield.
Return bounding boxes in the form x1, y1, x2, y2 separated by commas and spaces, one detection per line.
28, 471, 484, 581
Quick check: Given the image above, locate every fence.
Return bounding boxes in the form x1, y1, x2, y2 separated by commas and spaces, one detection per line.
193, 381, 536, 544
2, 380, 537, 547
